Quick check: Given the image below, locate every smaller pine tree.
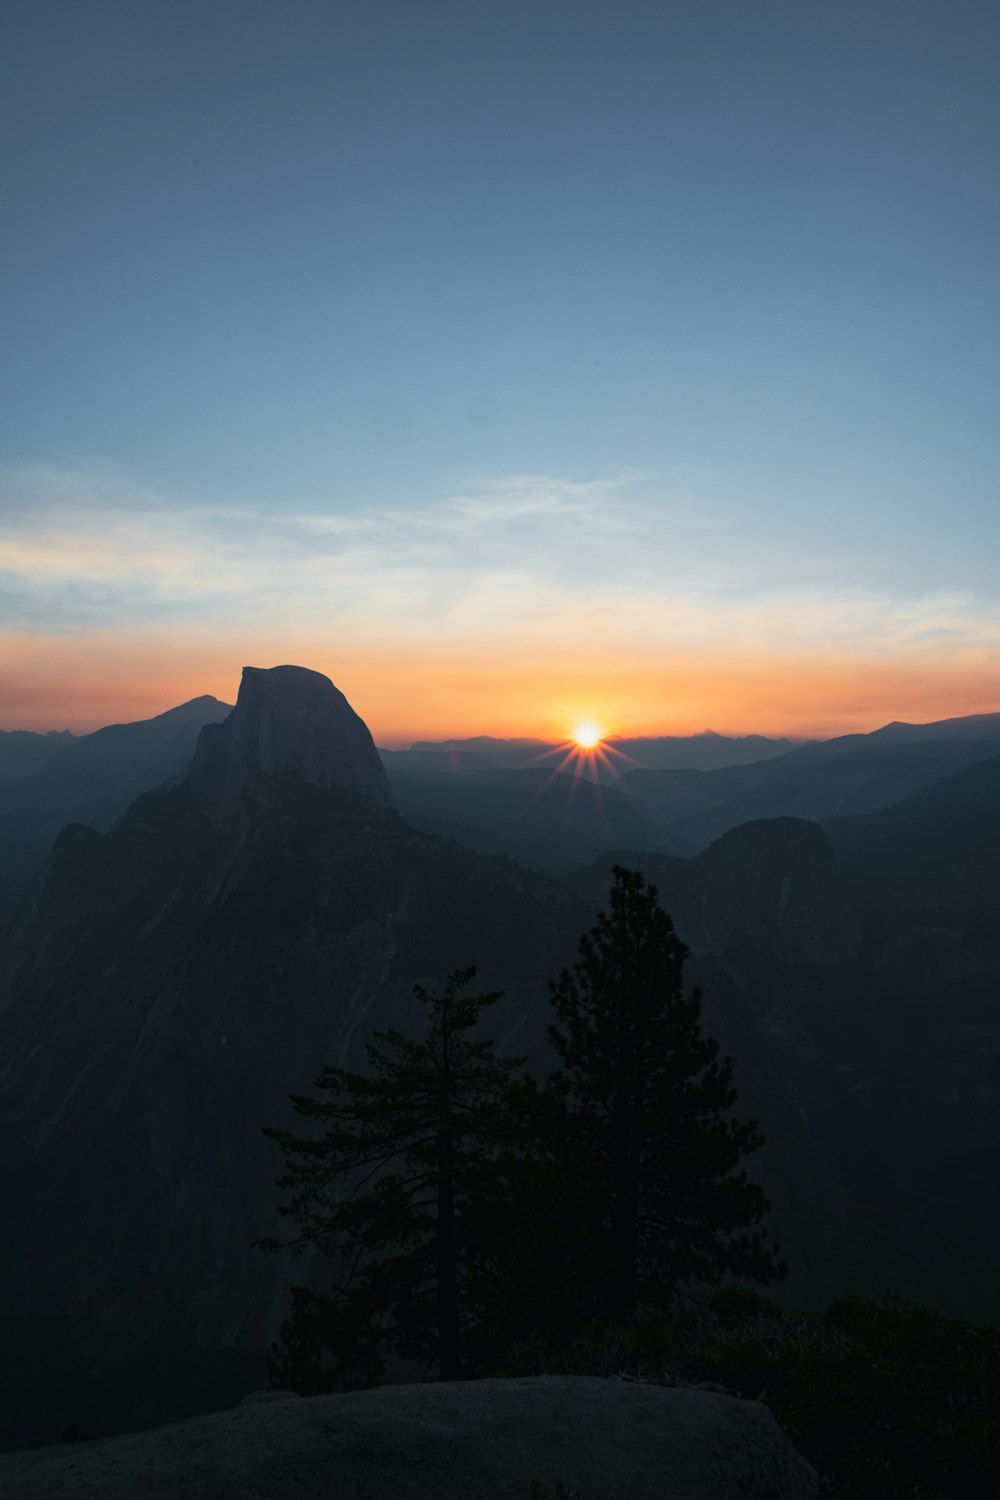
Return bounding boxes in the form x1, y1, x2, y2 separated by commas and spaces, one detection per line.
256, 968, 530, 1388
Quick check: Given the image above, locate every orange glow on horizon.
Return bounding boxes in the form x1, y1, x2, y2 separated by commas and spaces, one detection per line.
1, 626, 998, 743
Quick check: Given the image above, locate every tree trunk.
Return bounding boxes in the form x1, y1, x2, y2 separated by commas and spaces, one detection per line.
611, 1093, 639, 1320
437, 1130, 461, 1379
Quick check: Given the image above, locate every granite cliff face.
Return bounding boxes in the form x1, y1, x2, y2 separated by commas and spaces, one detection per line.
190, 665, 392, 821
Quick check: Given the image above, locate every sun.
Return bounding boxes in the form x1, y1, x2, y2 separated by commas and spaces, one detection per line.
573, 721, 603, 750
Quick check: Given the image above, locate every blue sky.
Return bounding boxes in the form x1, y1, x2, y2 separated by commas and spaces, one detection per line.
1, 1, 998, 736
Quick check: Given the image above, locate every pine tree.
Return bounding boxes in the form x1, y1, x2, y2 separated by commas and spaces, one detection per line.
544, 865, 785, 1320
256, 968, 529, 1387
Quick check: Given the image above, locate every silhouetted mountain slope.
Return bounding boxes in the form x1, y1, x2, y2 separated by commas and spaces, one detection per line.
386, 763, 674, 874
0, 668, 588, 1448
767, 710, 1000, 763
568, 849, 705, 938
823, 753, 1000, 970
378, 747, 498, 773
695, 818, 862, 968
865, 710, 1000, 743
408, 735, 548, 767
607, 731, 799, 770
569, 820, 861, 977
409, 730, 798, 778
635, 736, 1000, 852
616, 766, 721, 830
0, 728, 74, 785
0, 695, 232, 929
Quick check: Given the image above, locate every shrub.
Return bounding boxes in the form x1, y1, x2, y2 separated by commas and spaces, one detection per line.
768, 1295, 1000, 1498
496, 1287, 1000, 1498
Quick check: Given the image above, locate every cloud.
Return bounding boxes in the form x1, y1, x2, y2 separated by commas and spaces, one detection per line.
2, 462, 998, 675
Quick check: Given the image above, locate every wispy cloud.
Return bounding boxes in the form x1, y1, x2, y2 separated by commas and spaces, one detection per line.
2, 462, 998, 670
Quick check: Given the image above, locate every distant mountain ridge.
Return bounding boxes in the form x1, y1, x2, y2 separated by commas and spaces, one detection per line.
0, 695, 232, 931
396, 712, 1000, 792
760, 710, 1000, 768
868, 710, 1000, 741
626, 720, 1000, 853
403, 730, 800, 775
384, 709, 1000, 869
0, 729, 75, 785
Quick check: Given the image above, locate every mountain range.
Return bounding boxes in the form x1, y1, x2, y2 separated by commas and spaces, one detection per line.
0, 696, 232, 931
380, 714, 1000, 872
401, 729, 800, 776
1, 670, 998, 1449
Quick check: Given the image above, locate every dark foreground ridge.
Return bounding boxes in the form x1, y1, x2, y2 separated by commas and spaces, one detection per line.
0, 1377, 817, 1500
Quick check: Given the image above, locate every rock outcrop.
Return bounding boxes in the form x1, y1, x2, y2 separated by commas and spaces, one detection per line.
189, 665, 392, 822
0, 1377, 818, 1500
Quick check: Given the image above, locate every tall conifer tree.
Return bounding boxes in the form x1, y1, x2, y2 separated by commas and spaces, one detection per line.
545, 866, 785, 1319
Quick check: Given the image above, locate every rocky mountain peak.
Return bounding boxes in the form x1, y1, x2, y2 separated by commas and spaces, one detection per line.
188, 664, 393, 821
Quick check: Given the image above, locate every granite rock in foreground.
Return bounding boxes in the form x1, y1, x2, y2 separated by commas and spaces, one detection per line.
0, 1376, 817, 1500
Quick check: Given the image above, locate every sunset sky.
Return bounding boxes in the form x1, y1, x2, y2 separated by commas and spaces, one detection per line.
2, 1, 998, 743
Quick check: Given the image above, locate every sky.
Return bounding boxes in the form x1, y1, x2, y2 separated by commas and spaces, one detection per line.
1, 0, 998, 743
